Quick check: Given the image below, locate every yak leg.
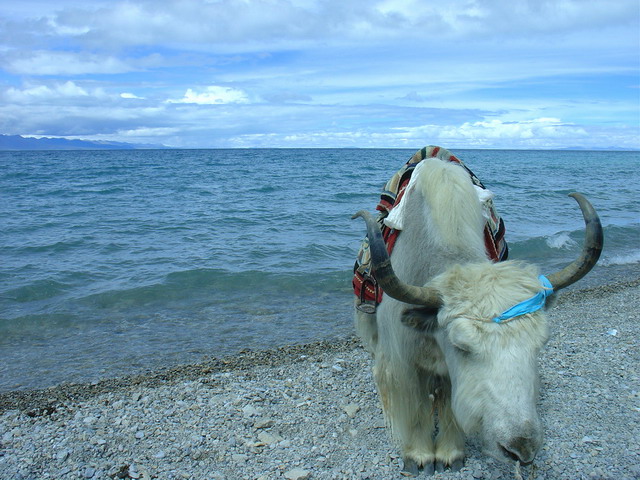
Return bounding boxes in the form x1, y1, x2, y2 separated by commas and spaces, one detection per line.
434, 393, 465, 471
374, 359, 436, 475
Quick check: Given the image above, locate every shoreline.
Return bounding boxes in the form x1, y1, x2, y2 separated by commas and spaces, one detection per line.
1, 276, 639, 479
1, 262, 637, 394
1, 275, 638, 415
0, 337, 364, 415
0, 277, 640, 416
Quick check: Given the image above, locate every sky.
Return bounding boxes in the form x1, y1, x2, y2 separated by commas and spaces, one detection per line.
0, 0, 638, 149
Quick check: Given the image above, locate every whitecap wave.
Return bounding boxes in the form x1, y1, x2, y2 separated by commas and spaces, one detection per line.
600, 250, 640, 266
545, 231, 577, 249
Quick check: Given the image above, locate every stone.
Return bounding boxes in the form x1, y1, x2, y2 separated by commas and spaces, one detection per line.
242, 405, 259, 417
232, 453, 248, 463
472, 467, 484, 479
257, 432, 282, 445
343, 403, 360, 418
56, 449, 70, 461
128, 464, 141, 479
254, 417, 275, 429
284, 468, 310, 480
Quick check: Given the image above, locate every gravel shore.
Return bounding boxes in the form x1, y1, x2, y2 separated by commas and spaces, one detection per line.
1, 279, 639, 480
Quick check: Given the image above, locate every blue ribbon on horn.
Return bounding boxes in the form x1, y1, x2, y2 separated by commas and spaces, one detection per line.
493, 275, 554, 323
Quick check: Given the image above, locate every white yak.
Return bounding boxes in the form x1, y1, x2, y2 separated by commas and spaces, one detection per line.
353, 158, 603, 476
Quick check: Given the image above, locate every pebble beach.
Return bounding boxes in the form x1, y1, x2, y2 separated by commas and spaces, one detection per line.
1, 278, 639, 480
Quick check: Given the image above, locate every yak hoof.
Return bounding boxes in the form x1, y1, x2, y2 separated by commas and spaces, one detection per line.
434, 459, 464, 473
400, 458, 420, 477
423, 462, 435, 476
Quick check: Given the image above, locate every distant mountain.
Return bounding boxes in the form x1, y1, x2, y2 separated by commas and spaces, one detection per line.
0, 134, 167, 151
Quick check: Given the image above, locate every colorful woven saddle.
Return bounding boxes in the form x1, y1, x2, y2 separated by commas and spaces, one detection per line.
353, 146, 508, 313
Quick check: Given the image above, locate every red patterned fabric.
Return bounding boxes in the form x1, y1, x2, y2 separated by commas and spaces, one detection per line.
353, 146, 508, 309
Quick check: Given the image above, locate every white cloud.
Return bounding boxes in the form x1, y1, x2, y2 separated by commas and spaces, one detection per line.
448, 118, 583, 140
10, 0, 635, 51
115, 127, 179, 138
202, 115, 606, 149
3, 81, 107, 103
167, 86, 250, 105
0, 1, 637, 149
391, 118, 590, 148
5, 51, 135, 75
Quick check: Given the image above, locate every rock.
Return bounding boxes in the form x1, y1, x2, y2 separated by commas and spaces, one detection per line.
83, 467, 96, 479
257, 432, 282, 445
343, 403, 360, 418
472, 467, 484, 479
254, 417, 275, 429
242, 405, 259, 417
284, 468, 310, 480
128, 464, 141, 479
231, 453, 248, 463
56, 449, 70, 461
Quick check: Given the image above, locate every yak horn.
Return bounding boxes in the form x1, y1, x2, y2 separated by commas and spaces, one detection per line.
352, 210, 443, 308
545, 193, 604, 291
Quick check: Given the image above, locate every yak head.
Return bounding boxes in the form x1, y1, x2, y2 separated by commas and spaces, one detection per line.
429, 262, 550, 464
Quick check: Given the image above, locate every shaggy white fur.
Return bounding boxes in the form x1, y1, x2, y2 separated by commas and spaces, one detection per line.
355, 158, 550, 473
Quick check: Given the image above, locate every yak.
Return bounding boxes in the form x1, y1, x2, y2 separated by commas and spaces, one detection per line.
352, 155, 603, 476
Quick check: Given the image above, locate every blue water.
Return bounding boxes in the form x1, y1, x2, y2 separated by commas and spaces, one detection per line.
1, 148, 639, 392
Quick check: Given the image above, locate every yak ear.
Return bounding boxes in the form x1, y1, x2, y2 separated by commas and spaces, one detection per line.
401, 307, 440, 332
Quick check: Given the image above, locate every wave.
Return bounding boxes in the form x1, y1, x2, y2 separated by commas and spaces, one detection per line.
599, 250, 640, 267
507, 223, 640, 269
66, 268, 352, 313
2, 279, 71, 303
544, 231, 577, 250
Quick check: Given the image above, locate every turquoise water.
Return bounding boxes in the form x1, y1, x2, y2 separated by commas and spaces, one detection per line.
1, 148, 639, 391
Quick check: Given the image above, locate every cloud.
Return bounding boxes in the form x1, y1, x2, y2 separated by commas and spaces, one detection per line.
0, 1, 637, 149
3, 0, 637, 53
120, 92, 144, 100
3, 81, 105, 103
262, 91, 313, 104
5, 51, 135, 75
218, 115, 621, 149
398, 91, 429, 103
424, 118, 589, 145
167, 86, 250, 105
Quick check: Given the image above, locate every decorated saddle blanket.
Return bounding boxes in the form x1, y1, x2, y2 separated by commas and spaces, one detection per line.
353, 146, 508, 311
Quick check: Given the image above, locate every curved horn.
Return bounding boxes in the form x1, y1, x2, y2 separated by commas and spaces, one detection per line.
352, 210, 442, 307
546, 193, 604, 291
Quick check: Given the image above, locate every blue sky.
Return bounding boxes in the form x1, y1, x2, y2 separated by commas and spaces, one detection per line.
0, 0, 638, 149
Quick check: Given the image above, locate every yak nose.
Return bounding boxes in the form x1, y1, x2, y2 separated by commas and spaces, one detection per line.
499, 436, 538, 465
